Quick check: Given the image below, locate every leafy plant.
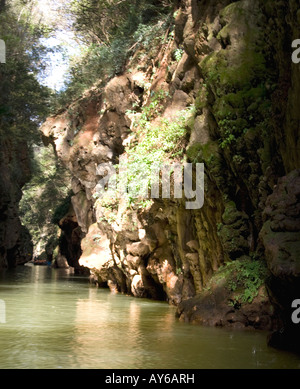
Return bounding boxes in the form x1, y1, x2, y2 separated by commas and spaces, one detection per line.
123, 95, 194, 204
226, 258, 269, 306
173, 47, 184, 62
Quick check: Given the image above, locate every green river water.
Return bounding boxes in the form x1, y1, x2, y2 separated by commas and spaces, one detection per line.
0, 265, 299, 369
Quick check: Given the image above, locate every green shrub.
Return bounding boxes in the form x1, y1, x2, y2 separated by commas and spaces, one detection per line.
226, 258, 269, 306
124, 94, 194, 204
204, 257, 269, 308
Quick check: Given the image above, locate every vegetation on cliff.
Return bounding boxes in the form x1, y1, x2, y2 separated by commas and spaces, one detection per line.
51, 0, 174, 108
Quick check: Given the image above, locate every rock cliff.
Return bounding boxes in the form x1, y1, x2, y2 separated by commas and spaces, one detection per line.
0, 138, 33, 268
40, 0, 300, 351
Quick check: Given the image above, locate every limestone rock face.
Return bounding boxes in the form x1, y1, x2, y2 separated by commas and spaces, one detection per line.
56, 205, 84, 270
40, 0, 300, 347
260, 170, 300, 351
79, 223, 113, 271
260, 170, 300, 280
0, 139, 33, 268
176, 283, 275, 331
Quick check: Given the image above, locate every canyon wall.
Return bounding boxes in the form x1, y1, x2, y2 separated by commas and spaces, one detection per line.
40, 0, 300, 350
0, 138, 33, 268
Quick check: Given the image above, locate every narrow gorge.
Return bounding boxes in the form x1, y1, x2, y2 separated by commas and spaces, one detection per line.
0, 0, 300, 364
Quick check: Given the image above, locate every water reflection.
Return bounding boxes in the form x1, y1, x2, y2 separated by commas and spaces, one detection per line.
0, 266, 299, 369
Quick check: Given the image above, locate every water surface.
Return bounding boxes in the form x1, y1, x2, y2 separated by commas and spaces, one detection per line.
0, 266, 299, 369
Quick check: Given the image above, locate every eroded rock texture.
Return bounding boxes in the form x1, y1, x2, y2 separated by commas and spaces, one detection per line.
40, 0, 300, 350
0, 139, 33, 268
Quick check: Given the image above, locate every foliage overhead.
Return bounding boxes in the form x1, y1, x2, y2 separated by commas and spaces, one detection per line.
0, 0, 52, 143
51, 0, 174, 108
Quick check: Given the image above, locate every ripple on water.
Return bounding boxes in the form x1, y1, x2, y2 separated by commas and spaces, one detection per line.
0, 266, 299, 369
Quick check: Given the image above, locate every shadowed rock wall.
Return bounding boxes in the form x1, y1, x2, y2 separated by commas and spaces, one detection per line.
0, 139, 33, 268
